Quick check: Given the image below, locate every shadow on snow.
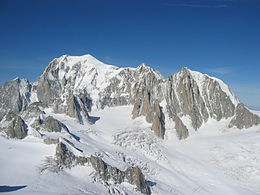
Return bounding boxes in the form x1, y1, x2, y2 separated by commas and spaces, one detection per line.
0, 185, 27, 192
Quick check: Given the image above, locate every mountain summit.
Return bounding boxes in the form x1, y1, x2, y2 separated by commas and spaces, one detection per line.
0, 54, 260, 194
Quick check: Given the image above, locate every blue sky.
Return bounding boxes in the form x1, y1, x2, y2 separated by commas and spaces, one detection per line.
0, 0, 260, 109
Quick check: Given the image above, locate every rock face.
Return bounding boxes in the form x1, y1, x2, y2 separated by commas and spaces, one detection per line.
165, 67, 236, 130
173, 115, 189, 140
43, 138, 59, 145
89, 156, 151, 195
5, 116, 27, 139
0, 78, 31, 121
132, 90, 165, 139
35, 59, 63, 106
56, 142, 76, 168
125, 167, 151, 195
22, 102, 45, 121
151, 104, 165, 139
44, 116, 68, 132
229, 103, 260, 129
65, 94, 91, 124
166, 68, 208, 130
55, 141, 151, 194
99, 63, 164, 109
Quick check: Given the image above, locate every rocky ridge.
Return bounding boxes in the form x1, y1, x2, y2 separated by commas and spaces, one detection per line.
1, 55, 259, 139
55, 141, 151, 194
0, 54, 260, 194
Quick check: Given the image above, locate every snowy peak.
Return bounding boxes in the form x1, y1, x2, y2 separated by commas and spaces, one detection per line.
45, 54, 119, 79
56, 54, 118, 68
165, 66, 244, 131
188, 69, 239, 106
36, 54, 121, 105
174, 67, 239, 106
136, 63, 164, 80
35, 54, 166, 109
180, 66, 190, 73
137, 63, 150, 70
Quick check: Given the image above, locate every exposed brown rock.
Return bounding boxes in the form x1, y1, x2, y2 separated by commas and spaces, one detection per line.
55, 142, 151, 194
66, 94, 90, 124
55, 142, 75, 168
44, 116, 67, 132
132, 98, 142, 120
88, 156, 151, 195
0, 78, 31, 121
171, 68, 208, 129
229, 103, 260, 129
43, 138, 59, 145
132, 90, 165, 139
173, 115, 189, 140
5, 116, 27, 139
151, 101, 165, 139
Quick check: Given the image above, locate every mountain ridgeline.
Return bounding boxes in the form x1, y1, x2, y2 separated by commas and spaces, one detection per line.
1, 54, 260, 194
0, 54, 259, 140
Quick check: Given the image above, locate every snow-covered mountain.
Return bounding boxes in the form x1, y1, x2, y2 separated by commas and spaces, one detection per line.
0, 54, 260, 194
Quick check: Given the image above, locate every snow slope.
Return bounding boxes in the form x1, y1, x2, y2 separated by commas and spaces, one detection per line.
1, 106, 260, 194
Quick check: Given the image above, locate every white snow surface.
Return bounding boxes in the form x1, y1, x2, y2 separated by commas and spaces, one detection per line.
46, 54, 122, 101
1, 106, 260, 194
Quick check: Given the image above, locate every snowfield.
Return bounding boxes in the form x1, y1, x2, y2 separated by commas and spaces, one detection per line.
1, 106, 260, 195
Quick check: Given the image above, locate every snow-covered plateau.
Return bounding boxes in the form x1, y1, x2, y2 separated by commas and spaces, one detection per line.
0, 54, 260, 195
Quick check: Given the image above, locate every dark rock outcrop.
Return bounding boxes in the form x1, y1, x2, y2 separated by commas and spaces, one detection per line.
0, 78, 31, 121
173, 68, 208, 129
56, 142, 76, 168
201, 77, 235, 121
132, 98, 142, 120
132, 90, 153, 121
89, 156, 151, 195
4, 112, 17, 122
35, 59, 63, 106
44, 116, 68, 132
125, 167, 151, 195
173, 115, 189, 140
151, 101, 165, 139
43, 138, 59, 145
5, 116, 27, 139
65, 94, 91, 124
22, 102, 45, 121
165, 67, 237, 136
167, 68, 235, 124
132, 90, 165, 139
99, 63, 164, 109
229, 103, 260, 129
55, 142, 151, 194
